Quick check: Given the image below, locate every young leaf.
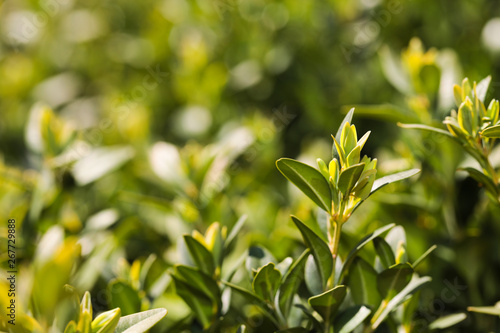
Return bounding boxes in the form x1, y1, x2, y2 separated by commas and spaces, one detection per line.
183, 235, 216, 276
348, 258, 381, 308
279, 249, 310, 317
476, 75, 492, 103
338, 163, 365, 195
334, 306, 372, 333
373, 237, 396, 269
346, 145, 361, 167
291, 216, 333, 290
252, 263, 282, 303
308, 285, 347, 320
91, 308, 121, 333
481, 124, 500, 138
335, 108, 355, 143
341, 104, 417, 123
114, 308, 167, 333
276, 158, 333, 212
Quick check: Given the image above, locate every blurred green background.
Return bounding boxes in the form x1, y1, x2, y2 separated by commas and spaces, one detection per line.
2, 0, 500, 331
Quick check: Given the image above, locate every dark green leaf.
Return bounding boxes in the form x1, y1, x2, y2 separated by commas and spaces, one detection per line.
373, 237, 395, 269
252, 263, 282, 303
412, 245, 437, 268
276, 158, 332, 212
340, 224, 395, 281
371, 275, 431, 329
183, 235, 215, 276
308, 285, 347, 321
173, 277, 214, 328
291, 216, 333, 290
377, 263, 414, 299
108, 280, 141, 316
173, 265, 220, 302
459, 167, 498, 196
275, 328, 309, 333
334, 305, 372, 333
349, 258, 381, 308
279, 249, 310, 317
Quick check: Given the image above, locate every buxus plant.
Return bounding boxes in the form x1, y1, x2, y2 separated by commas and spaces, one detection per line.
174, 109, 437, 332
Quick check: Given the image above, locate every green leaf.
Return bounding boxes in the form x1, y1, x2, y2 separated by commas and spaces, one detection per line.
348, 258, 381, 308
225, 215, 247, 251
476, 75, 491, 103
412, 245, 437, 268
91, 308, 121, 333
346, 145, 361, 167
340, 224, 395, 282
459, 167, 498, 196
468, 301, 500, 316
371, 274, 431, 329
308, 285, 347, 321
246, 246, 276, 275
279, 249, 310, 317
114, 308, 167, 333
305, 254, 324, 295
64, 321, 77, 333
458, 99, 474, 135
222, 281, 278, 325
72, 145, 135, 186
183, 235, 216, 276
335, 108, 355, 143
373, 237, 395, 269
291, 216, 333, 290
334, 306, 372, 333
108, 280, 141, 316
338, 163, 365, 195
370, 169, 421, 196
429, 313, 467, 329
173, 265, 220, 302
398, 123, 456, 139
377, 263, 413, 299
481, 124, 500, 138
252, 263, 282, 303
276, 158, 333, 212
173, 276, 213, 328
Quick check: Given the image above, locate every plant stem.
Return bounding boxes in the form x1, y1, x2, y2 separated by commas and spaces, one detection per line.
327, 215, 342, 289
